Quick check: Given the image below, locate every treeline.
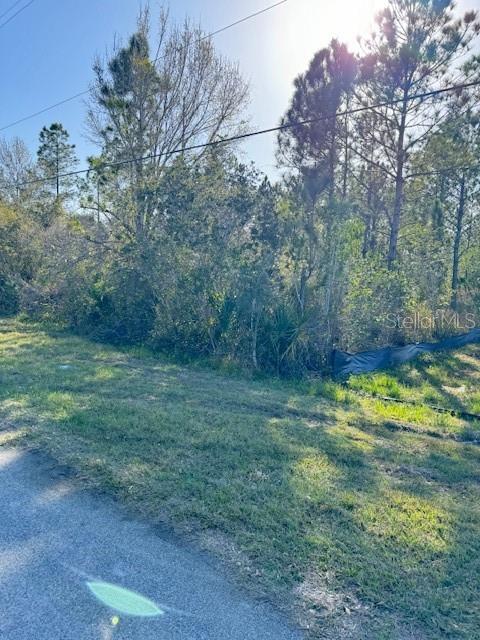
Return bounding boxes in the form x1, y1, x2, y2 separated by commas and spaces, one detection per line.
1, 1, 480, 375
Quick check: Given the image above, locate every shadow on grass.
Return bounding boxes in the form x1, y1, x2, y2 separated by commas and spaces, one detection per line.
413, 350, 480, 411
2, 322, 480, 638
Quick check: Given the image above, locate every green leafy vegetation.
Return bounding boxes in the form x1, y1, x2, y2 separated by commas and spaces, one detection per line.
1, 1, 479, 375
1, 320, 480, 638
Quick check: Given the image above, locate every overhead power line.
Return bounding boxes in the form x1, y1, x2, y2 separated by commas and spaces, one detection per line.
0, 0, 288, 133
0, 90, 90, 133
7, 78, 480, 190
407, 163, 480, 179
0, 0, 25, 21
201, 0, 287, 39
0, 0, 35, 30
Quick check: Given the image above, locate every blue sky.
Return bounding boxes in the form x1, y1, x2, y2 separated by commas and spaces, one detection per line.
0, 0, 478, 176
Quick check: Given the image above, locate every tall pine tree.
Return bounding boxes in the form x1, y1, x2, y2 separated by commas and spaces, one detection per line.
37, 123, 78, 216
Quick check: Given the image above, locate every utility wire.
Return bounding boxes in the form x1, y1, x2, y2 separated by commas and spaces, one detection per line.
200, 0, 287, 39
0, 0, 288, 133
0, 0, 24, 21
0, 90, 90, 133
0, 0, 34, 30
407, 163, 480, 179
7, 78, 480, 190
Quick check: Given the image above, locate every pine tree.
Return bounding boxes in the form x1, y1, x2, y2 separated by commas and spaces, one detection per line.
356, 0, 480, 267
37, 122, 78, 208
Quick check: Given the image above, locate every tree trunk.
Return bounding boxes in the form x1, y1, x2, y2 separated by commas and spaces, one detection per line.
134, 143, 146, 242
324, 241, 338, 353
451, 172, 466, 311
362, 162, 374, 257
362, 213, 372, 258
251, 297, 259, 369
387, 89, 408, 269
56, 139, 60, 199
342, 94, 350, 200
328, 118, 337, 206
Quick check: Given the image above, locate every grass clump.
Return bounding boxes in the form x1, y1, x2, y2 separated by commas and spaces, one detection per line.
348, 372, 403, 399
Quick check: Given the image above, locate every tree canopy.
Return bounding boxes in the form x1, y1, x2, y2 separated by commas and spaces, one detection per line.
1, 1, 479, 374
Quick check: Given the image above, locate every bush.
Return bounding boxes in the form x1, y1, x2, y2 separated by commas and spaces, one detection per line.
0, 276, 19, 316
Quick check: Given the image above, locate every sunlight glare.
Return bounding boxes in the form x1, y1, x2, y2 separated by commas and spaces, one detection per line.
86, 581, 164, 618
269, 0, 386, 83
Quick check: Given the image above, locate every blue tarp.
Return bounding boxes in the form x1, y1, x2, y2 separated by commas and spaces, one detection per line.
332, 328, 480, 378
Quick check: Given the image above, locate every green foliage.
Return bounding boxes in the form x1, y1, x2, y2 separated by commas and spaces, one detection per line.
36, 122, 78, 219
0, 203, 37, 315
341, 256, 414, 349
0, 276, 18, 316
278, 39, 357, 197
1, 1, 480, 375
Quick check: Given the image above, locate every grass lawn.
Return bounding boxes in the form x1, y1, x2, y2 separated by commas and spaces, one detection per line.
1, 318, 480, 638
347, 347, 480, 415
